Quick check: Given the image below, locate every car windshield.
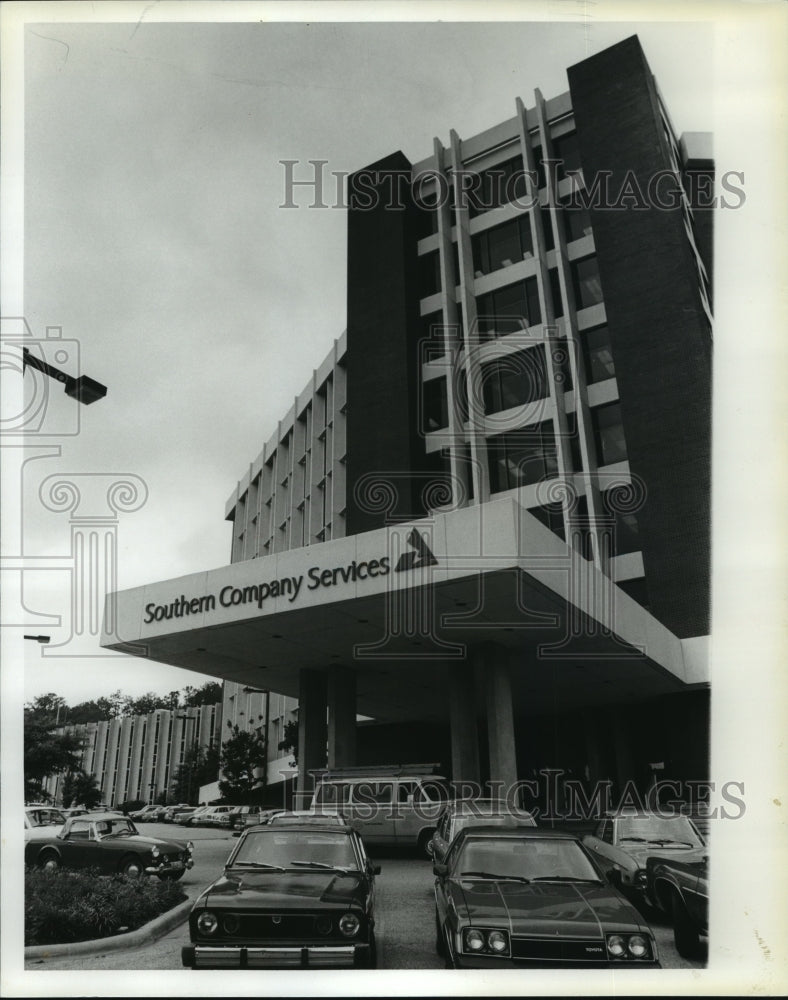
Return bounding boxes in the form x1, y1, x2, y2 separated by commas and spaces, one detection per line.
231, 830, 358, 871
95, 819, 137, 838
616, 816, 703, 847
453, 837, 602, 883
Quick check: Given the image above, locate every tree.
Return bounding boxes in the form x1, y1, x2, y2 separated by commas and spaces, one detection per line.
183, 682, 223, 708
218, 722, 267, 804
278, 720, 298, 766
61, 769, 102, 809
171, 742, 221, 804
24, 712, 83, 802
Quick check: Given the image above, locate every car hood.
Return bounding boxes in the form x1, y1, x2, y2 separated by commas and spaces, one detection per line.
200, 870, 367, 911
619, 844, 706, 867
449, 879, 646, 937
114, 834, 190, 852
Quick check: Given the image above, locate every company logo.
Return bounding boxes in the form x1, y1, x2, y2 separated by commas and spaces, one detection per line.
394, 529, 439, 572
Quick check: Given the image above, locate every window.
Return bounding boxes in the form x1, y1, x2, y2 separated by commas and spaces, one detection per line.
561, 199, 593, 242
418, 250, 441, 299
571, 256, 604, 309
423, 377, 449, 431
488, 422, 558, 493
549, 268, 564, 318
467, 156, 528, 216
593, 402, 627, 465
582, 325, 615, 383
413, 190, 438, 240
551, 130, 581, 180
477, 278, 541, 339
612, 511, 641, 556
472, 216, 533, 276
528, 501, 565, 540
481, 346, 547, 414
540, 206, 555, 251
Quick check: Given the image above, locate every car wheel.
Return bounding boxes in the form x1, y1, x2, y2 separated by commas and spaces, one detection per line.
119, 856, 144, 878
417, 829, 435, 859
39, 850, 60, 872
671, 890, 701, 959
435, 909, 446, 957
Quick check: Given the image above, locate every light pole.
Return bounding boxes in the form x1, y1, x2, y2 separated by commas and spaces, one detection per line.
23, 347, 107, 404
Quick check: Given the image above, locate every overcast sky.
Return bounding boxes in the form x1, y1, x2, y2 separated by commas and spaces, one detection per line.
1, 4, 780, 709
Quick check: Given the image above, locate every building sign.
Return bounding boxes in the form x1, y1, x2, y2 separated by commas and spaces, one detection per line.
143, 531, 437, 624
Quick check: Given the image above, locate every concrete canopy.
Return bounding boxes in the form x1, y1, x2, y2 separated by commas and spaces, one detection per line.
101, 498, 707, 725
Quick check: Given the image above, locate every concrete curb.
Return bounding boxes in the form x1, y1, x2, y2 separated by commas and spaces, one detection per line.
25, 898, 192, 960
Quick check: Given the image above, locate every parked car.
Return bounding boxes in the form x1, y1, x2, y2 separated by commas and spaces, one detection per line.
433, 826, 660, 968
161, 803, 191, 823
202, 805, 239, 827
173, 806, 203, 824
24, 806, 66, 842
181, 822, 380, 969
241, 807, 279, 830
129, 804, 162, 821
428, 798, 536, 862
582, 811, 706, 907
646, 854, 708, 958
267, 810, 346, 827
181, 806, 215, 826
310, 763, 448, 854
25, 811, 194, 880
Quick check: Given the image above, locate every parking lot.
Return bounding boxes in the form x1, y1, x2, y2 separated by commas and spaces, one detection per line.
25, 821, 705, 973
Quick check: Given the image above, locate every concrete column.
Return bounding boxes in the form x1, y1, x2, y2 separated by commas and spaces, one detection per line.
609, 710, 635, 799
296, 669, 327, 808
327, 665, 357, 769
477, 645, 518, 794
448, 661, 481, 787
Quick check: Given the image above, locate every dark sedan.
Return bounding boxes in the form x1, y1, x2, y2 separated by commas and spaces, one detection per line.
646, 854, 708, 959
24, 812, 194, 880
433, 826, 659, 968
182, 823, 379, 969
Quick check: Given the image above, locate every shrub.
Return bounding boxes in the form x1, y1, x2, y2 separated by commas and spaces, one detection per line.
25, 866, 186, 946
117, 799, 147, 815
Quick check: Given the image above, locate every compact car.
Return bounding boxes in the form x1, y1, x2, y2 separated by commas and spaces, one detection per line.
582, 811, 706, 906
24, 806, 66, 842
433, 826, 660, 968
646, 854, 708, 958
24, 811, 194, 880
428, 798, 536, 862
182, 822, 380, 969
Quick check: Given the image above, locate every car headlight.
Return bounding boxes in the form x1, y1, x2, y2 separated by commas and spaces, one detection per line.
628, 934, 649, 959
606, 933, 652, 960
187, 841, 194, 853
462, 927, 484, 951
339, 913, 360, 938
151, 846, 160, 858
487, 930, 510, 955
462, 928, 510, 956
197, 911, 219, 935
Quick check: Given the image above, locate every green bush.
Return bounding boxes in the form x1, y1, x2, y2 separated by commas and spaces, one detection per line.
25, 866, 187, 946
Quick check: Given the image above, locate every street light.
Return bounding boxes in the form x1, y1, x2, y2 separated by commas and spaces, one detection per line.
23, 346, 107, 405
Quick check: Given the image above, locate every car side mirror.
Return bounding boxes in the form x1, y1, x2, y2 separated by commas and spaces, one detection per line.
433, 863, 448, 877
371, 864, 381, 875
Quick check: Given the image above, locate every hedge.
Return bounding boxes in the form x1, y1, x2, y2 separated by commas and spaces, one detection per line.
25, 866, 187, 946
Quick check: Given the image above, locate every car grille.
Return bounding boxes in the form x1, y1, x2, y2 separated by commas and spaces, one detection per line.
511, 938, 608, 962
226, 914, 324, 938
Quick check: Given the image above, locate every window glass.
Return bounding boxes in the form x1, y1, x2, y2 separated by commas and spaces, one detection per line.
488, 422, 558, 493
477, 279, 541, 339
481, 346, 547, 414
423, 377, 449, 431
611, 512, 641, 556
561, 199, 593, 242
540, 206, 555, 251
418, 250, 441, 300
583, 325, 615, 383
356, 782, 393, 805
551, 130, 581, 180
472, 216, 533, 276
549, 267, 564, 318
527, 501, 565, 540
398, 782, 417, 804
467, 156, 527, 216
571, 256, 604, 309
593, 403, 628, 465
